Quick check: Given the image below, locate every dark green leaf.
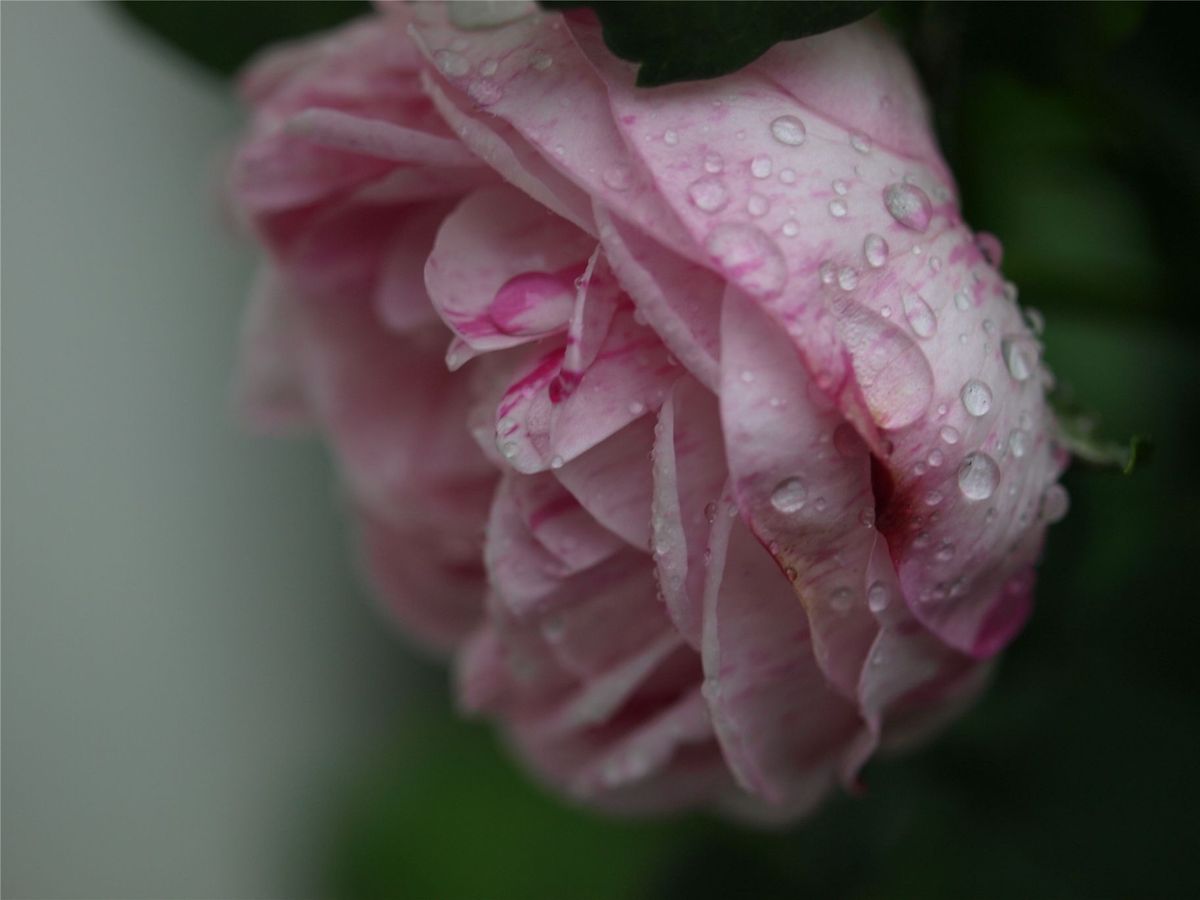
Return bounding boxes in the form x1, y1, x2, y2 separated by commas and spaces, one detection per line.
540, 1, 881, 86
111, 0, 369, 79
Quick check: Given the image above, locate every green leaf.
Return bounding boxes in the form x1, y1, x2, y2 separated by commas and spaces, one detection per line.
111, 0, 370, 79
540, 1, 882, 86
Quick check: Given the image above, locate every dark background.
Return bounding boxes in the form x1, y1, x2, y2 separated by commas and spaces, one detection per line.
117, 3, 1200, 897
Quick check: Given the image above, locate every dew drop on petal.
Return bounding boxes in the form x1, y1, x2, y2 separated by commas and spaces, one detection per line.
688, 176, 729, 213
663, 129, 679, 146
704, 223, 788, 299
1008, 428, 1030, 458
955, 289, 972, 311
434, 49, 471, 77
781, 219, 799, 237
770, 477, 808, 513
770, 114, 807, 146
1042, 483, 1070, 522
602, 164, 632, 191
703, 152, 724, 174
958, 451, 1000, 500
750, 154, 772, 178
480, 59, 499, 76
1002, 336, 1036, 382
883, 182, 933, 232
833, 179, 849, 196
961, 379, 993, 417
864, 233, 889, 268
928, 449, 945, 467
867, 581, 889, 613
829, 198, 848, 218
529, 50, 554, 71
940, 425, 960, 445
837, 267, 859, 291
850, 131, 872, 153
549, 454, 565, 470
747, 194, 769, 217
467, 79, 503, 106
903, 294, 938, 338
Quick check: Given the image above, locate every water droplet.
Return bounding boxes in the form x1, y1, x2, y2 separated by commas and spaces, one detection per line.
781, 219, 799, 237
831, 588, 853, 614
1002, 336, 1036, 382
833, 179, 849, 196
958, 451, 1000, 500
819, 261, 836, 285
1041, 483, 1069, 522
770, 477, 807, 513
850, 132, 872, 154
628, 400, 646, 416
929, 256, 942, 273
928, 449, 945, 467
1008, 429, 1030, 458
1024, 307, 1045, 335
829, 198, 848, 218
747, 194, 769, 217
960, 379, 993, 417
750, 155, 773, 179
863, 233, 889, 268
663, 129, 679, 146
739, 368, 755, 384
883, 182, 933, 232
434, 49, 471, 77
903, 294, 938, 338
480, 59, 499, 76
603, 164, 632, 191
880, 305, 892, 318
703, 152, 724, 174
779, 168, 797, 184
954, 289, 972, 311
687, 176, 729, 213
867, 581, 889, 613
530, 50, 554, 71
924, 490, 943, 506
935, 541, 956, 562
814, 496, 828, 512
468, 79, 502, 106
704, 224, 788, 299
770, 115, 807, 146
500, 441, 518, 459
837, 267, 859, 291
859, 507, 876, 528
550, 454, 565, 470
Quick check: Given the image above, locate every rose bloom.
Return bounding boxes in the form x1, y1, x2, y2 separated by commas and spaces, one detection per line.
231, 1, 1069, 820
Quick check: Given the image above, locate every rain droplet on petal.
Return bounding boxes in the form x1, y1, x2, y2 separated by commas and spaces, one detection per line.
958, 451, 1000, 500
850, 132, 872, 154
928, 449, 945, 467
819, 261, 836, 285
829, 198, 848, 218
688, 176, 729, 213
903, 294, 938, 338
500, 441, 518, 459
434, 49, 471, 77
1042, 483, 1069, 522
747, 194, 769, 217
770, 115, 807, 146
603, 164, 632, 191
961, 379, 993, 417
529, 50, 554, 71
781, 220, 799, 237
1008, 428, 1030, 458
954, 289, 972, 311
940, 425, 961, 446
750, 154, 772, 178
704, 223, 788, 299
1002, 336, 1037, 382
468, 79, 503, 106
883, 182, 933, 232
549, 454, 565, 470
628, 400, 646, 416
833, 179, 849, 196
663, 129, 679, 145
867, 581, 889, 613
779, 168, 797, 184
480, 59, 499, 76
864, 233, 889, 268
703, 152, 724, 174
770, 477, 807, 513
837, 267, 859, 291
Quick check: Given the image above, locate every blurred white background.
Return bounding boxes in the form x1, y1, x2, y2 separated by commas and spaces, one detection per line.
2, 4, 418, 896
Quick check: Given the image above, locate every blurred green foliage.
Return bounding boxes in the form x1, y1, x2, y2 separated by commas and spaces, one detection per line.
113, 1, 1200, 897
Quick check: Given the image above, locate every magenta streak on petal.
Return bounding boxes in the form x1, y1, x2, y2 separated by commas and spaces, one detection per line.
496, 348, 564, 421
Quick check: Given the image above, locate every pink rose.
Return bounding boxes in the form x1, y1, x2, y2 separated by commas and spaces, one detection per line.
232, 2, 1069, 820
